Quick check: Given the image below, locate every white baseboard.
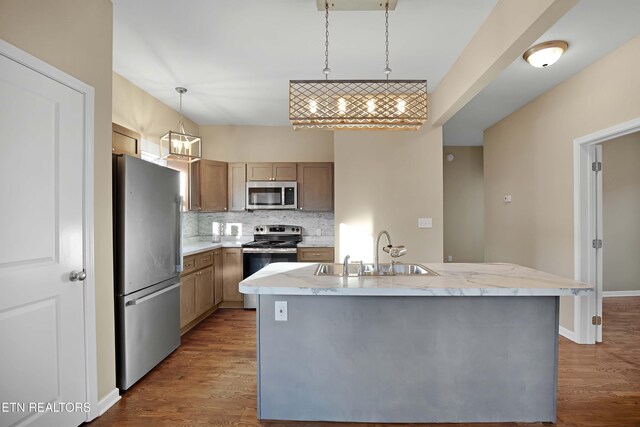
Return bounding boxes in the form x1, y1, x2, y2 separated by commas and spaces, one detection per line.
603, 290, 640, 297
559, 325, 577, 342
95, 388, 120, 418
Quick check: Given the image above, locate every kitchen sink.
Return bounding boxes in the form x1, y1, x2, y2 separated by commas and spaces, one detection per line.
314, 263, 439, 277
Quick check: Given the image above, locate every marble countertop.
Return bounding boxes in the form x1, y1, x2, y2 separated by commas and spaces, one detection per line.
297, 243, 335, 248
183, 240, 245, 256
239, 262, 593, 297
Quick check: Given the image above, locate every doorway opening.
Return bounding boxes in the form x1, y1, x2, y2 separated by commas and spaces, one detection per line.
573, 117, 640, 344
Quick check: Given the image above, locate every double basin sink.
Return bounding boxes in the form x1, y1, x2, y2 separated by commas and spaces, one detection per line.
315, 262, 439, 277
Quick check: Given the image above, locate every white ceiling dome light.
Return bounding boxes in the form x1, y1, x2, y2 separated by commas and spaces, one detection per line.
523, 40, 569, 68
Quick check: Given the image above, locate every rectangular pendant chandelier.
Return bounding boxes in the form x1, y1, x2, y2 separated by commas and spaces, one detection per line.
289, 79, 428, 130
160, 130, 202, 162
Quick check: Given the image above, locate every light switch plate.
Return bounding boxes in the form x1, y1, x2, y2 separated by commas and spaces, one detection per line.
275, 301, 288, 321
418, 218, 433, 228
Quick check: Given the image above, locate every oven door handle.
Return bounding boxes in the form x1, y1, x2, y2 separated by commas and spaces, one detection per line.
242, 248, 298, 254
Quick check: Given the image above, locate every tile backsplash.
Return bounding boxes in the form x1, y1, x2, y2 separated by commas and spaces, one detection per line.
183, 210, 334, 242
183, 211, 199, 239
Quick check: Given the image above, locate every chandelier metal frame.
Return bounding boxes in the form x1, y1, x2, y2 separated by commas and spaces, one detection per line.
289, 1, 428, 131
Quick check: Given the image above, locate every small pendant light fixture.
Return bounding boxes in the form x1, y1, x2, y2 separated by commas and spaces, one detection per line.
160, 87, 202, 161
289, 1, 428, 130
523, 40, 569, 68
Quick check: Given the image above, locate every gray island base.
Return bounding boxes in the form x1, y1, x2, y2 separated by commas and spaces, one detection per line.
241, 262, 592, 423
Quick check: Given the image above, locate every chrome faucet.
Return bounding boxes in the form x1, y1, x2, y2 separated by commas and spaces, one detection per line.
375, 230, 407, 273
342, 254, 351, 277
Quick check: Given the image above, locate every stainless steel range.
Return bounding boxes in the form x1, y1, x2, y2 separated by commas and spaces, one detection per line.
242, 225, 302, 309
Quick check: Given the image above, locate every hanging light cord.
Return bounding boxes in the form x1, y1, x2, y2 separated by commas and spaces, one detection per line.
384, 2, 391, 78
175, 87, 187, 133
323, 1, 331, 79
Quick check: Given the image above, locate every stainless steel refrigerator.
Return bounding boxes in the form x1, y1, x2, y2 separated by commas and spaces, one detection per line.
113, 154, 182, 391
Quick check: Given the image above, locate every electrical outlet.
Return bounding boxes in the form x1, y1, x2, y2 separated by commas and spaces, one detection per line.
315, 228, 322, 236
448, 255, 453, 262
275, 301, 288, 321
503, 195, 512, 203
418, 218, 433, 228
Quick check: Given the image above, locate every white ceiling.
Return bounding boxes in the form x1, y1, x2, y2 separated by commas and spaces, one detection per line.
112, 0, 497, 126
113, 1, 640, 138
443, 0, 640, 146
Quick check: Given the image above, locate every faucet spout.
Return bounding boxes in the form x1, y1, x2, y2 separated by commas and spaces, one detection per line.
375, 231, 392, 273
342, 254, 351, 277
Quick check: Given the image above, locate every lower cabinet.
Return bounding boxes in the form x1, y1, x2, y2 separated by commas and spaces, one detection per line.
180, 251, 218, 333
222, 248, 243, 302
180, 247, 244, 333
298, 247, 335, 263
213, 249, 223, 305
180, 272, 197, 328
194, 267, 214, 317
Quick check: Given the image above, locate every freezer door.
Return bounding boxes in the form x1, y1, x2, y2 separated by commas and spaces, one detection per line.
114, 155, 181, 295
116, 278, 180, 391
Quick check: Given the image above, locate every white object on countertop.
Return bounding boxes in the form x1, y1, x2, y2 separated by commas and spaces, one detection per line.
212, 222, 222, 242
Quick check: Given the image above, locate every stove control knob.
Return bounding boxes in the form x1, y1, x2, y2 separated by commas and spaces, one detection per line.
259, 227, 264, 232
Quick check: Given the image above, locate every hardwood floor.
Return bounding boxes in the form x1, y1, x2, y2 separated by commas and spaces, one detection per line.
90, 298, 640, 427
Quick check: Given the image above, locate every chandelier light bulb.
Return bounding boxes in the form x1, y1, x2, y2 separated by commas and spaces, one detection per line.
396, 99, 406, 113
309, 100, 318, 114
338, 97, 347, 114
367, 99, 376, 113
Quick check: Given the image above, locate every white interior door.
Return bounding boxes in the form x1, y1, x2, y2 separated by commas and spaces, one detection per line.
0, 51, 87, 426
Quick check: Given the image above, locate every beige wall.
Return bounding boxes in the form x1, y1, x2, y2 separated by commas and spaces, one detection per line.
113, 72, 200, 151
602, 133, 640, 292
484, 35, 640, 332
200, 125, 333, 162
443, 147, 484, 263
0, 0, 115, 399
334, 126, 443, 264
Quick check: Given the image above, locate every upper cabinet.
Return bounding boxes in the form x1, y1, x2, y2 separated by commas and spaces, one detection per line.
112, 123, 141, 157
228, 163, 246, 211
298, 162, 334, 212
247, 162, 297, 181
189, 159, 228, 212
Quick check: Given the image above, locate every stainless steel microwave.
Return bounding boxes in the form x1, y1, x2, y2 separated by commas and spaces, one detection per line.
246, 181, 297, 210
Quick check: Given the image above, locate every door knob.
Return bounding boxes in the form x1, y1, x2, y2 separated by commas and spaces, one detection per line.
69, 270, 87, 282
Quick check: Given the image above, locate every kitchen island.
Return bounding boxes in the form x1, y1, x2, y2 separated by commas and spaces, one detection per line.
240, 262, 592, 424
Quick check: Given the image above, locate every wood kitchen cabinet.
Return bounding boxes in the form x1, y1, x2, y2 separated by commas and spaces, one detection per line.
222, 248, 243, 303
298, 247, 335, 263
180, 271, 197, 328
297, 162, 334, 211
180, 250, 220, 334
195, 267, 214, 317
213, 249, 223, 305
228, 163, 246, 211
112, 123, 141, 157
247, 162, 297, 181
189, 159, 228, 212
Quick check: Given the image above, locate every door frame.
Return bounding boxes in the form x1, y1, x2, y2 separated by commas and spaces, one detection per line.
0, 40, 99, 420
572, 117, 640, 344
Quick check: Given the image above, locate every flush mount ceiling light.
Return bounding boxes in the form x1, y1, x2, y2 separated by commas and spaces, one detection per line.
160, 87, 202, 162
289, 1, 428, 131
523, 40, 568, 68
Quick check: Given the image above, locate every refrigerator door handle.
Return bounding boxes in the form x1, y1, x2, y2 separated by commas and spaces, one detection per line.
176, 196, 183, 273
126, 283, 181, 307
